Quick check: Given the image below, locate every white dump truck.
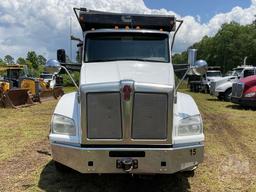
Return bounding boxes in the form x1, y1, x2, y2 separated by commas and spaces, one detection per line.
210, 66, 256, 101
45, 8, 207, 174
201, 68, 222, 93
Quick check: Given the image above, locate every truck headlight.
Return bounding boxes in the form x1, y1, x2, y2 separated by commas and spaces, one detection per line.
51, 114, 76, 136
177, 115, 203, 136
244, 92, 256, 98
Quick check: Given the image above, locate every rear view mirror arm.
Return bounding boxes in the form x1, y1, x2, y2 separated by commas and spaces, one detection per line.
61, 66, 79, 90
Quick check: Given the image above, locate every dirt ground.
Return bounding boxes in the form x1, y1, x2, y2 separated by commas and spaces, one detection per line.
0, 91, 255, 192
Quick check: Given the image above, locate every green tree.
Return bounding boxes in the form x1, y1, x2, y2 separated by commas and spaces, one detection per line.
173, 22, 256, 73
0, 58, 6, 66
16, 57, 26, 65
4, 55, 14, 64
37, 55, 47, 66
26, 51, 38, 69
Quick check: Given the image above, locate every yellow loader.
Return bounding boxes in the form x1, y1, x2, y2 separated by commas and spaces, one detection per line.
0, 65, 64, 108
0, 65, 33, 108
20, 78, 64, 102
0, 81, 33, 108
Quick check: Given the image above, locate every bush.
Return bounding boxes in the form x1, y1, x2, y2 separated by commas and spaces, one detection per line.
62, 72, 80, 87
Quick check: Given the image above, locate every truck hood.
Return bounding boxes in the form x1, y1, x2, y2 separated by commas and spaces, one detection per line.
81, 61, 174, 85
213, 75, 238, 87
214, 75, 237, 83
207, 77, 223, 81
240, 75, 256, 88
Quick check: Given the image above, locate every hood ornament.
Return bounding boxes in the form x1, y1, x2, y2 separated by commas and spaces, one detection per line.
122, 85, 132, 101
120, 80, 134, 101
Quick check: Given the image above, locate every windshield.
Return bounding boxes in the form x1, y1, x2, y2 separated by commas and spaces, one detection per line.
85, 32, 169, 63
206, 71, 222, 77
234, 68, 244, 76
40, 74, 53, 79
225, 71, 234, 76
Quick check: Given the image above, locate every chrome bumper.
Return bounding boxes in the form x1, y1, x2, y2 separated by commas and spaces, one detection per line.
51, 143, 204, 174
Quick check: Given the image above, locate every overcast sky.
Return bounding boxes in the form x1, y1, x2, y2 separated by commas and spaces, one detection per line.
0, 0, 255, 61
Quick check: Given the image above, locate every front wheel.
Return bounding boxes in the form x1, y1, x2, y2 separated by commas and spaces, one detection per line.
224, 89, 232, 102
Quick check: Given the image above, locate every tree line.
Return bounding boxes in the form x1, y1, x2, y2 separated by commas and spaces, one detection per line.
0, 51, 47, 77
173, 22, 256, 73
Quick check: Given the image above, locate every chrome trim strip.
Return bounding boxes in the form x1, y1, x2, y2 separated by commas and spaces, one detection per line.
52, 142, 204, 151
120, 80, 134, 142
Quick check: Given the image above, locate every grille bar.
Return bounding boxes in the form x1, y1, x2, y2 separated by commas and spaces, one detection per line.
232, 83, 244, 98
132, 93, 168, 139
87, 93, 122, 139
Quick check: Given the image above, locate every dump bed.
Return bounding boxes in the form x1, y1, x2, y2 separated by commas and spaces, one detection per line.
74, 8, 176, 32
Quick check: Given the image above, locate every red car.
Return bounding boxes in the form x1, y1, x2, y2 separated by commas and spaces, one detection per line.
231, 75, 256, 107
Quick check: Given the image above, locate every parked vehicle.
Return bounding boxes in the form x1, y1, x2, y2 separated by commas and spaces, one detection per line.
45, 8, 207, 174
210, 66, 256, 101
231, 75, 256, 107
201, 67, 222, 93
40, 72, 63, 88
0, 65, 64, 108
0, 65, 33, 108
188, 67, 222, 93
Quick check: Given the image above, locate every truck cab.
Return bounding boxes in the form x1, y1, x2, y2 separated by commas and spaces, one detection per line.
231, 75, 256, 107
45, 8, 207, 174
210, 66, 256, 101
201, 68, 222, 93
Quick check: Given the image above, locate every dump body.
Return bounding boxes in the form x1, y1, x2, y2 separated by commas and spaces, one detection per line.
49, 9, 204, 174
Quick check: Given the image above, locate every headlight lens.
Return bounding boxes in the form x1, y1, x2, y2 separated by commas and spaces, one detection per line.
244, 92, 256, 98
177, 115, 203, 136
51, 115, 76, 136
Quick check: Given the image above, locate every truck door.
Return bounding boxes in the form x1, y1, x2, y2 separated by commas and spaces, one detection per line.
243, 69, 255, 78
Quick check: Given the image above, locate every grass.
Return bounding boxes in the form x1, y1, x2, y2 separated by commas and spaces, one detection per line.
185, 90, 256, 191
0, 88, 256, 191
0, 100, 56, 161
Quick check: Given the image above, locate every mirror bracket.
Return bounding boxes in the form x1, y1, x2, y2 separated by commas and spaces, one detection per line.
45, 59, 79, 91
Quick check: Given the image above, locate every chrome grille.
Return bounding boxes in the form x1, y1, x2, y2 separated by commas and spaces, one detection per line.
210, 81, 216, 95
132, 93, 168, 139
87, 93, 122, 139
232, 83, 244, 98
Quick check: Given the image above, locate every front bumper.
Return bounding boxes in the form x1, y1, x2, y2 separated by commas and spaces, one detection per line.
51, 143, 204, 174
231, 97, 256, 107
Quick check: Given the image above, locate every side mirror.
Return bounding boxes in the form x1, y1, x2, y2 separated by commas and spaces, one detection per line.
45, 59, 79, 90
45, 59, 61, 74
175, 48, 208, 92
191, 60, 208, 76
57, 49, 66, 63
187, 49, 208, 76
188, 49, 197, 67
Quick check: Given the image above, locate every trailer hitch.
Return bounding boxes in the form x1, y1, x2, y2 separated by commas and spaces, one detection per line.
116, 159, 138, 173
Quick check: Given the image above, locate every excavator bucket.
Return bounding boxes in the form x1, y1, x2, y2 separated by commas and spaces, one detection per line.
0, 88, 33, 108
39, 86, 64, 102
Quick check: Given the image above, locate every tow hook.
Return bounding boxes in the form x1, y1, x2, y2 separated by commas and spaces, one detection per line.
116, 159, 138, 173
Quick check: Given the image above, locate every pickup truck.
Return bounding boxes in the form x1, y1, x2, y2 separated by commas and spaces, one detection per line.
231, 75, 256, 107
45, 8, 207, 174
210, 66, 256, 101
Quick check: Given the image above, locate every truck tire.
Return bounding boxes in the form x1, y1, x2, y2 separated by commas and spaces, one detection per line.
54, 161, 71, 173
217, 94, 224, 101
206, 85, 210, 94
224, 89, 232, 102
